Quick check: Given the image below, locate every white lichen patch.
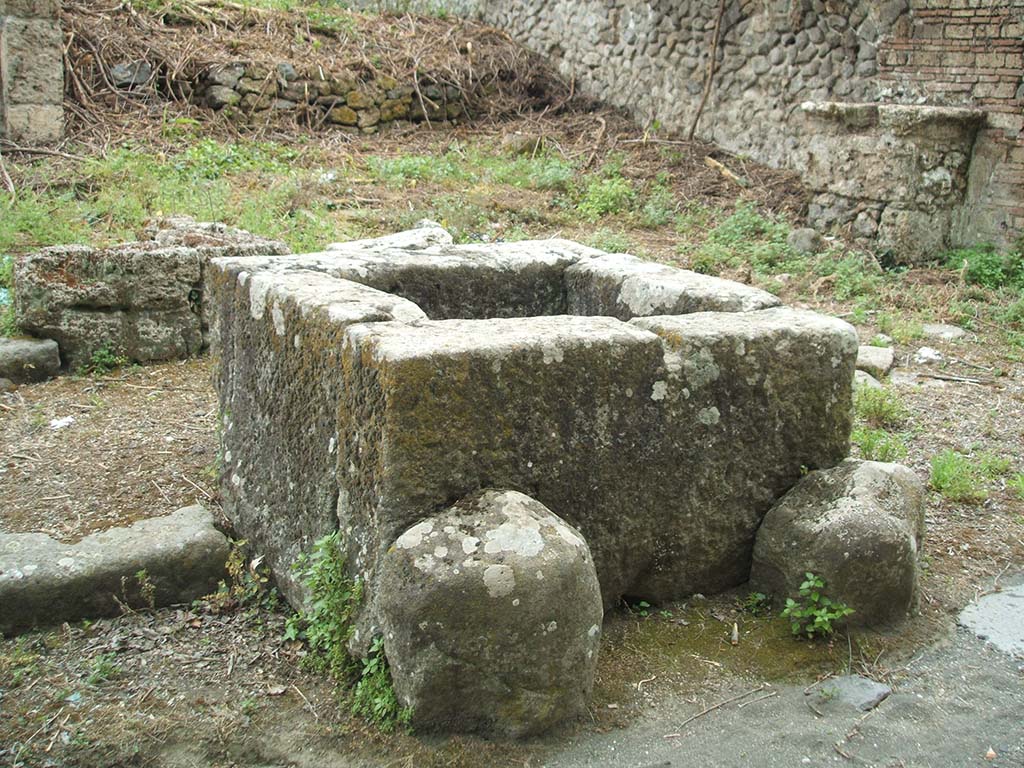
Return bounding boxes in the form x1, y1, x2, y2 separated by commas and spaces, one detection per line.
434, 545, 449, 559
248, 273, 275, 321
541, 344, 565, 364
651, 380, 668, 401
396, 520, 434, 550
683, 347, 720, 388
271, 302, 286, 336
483, 564, 516, 598
698, 406, 720, 425
483, 519, 545, 558
461, 536, 480, 555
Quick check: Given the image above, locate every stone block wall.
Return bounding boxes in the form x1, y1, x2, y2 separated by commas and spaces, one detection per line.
0, 0, 63, 142
442, 0, 1022, 254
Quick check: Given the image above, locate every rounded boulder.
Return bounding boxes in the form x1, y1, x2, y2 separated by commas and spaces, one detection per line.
751, 458, 926, 627
377, 489, 603, 737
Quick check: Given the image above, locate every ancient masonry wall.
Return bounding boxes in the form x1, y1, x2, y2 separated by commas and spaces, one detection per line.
0, 0, 64, 142
440, 0, 1022, 252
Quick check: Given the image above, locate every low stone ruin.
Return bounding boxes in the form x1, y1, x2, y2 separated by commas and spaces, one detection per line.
13, 217, 288, 370
209, 222, 882, 735
196, 63, 465, 130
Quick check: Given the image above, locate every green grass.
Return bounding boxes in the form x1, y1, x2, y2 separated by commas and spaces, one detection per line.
1009, 472, 1024, 500
851, 427, 909, 462
577, 175, 636, 220
928, 449, 1010, 503
930, 450, 989, 502
0, 140, 360, 256
680, 202, 802, 276
367, 148, 575, 192
945, 244, 1024, 291
876, 312, 924, 344
853, 386, 909, 429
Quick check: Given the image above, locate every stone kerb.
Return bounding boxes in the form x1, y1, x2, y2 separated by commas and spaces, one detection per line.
210, 223, 861, 734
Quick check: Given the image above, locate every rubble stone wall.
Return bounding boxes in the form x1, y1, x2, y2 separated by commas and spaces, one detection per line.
0, 0, 64, 142
423, 0, 1023, 255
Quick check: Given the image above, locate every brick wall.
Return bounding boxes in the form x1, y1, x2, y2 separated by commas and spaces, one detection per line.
878, 0, 1023, 247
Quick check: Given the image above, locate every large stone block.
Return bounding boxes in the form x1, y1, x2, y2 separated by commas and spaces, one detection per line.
626, 307, 857, 600
566, 252, 781, 317
0, 336, 60, 381
338, 314, 666, 608
750, 459, 926, 627
209, 262, 426, 606
378, 490, 602, 736
211, 226, 859, 734
1, 103, 62, 143
1, 18, 63, 105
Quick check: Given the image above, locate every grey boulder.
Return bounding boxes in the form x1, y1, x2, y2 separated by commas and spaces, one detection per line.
0, 337, 61, 382
787, 227, 826, 255
0, 505, 229, 634
377, 490, 603, 737
750, 459, 926, 627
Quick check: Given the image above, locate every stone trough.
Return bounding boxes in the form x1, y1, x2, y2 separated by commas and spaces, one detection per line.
209, 222, 861, 735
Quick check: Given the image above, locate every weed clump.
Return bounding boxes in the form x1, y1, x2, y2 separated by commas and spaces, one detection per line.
929, 449, 1010, 502
286, 532, 411, 731
854, 386, 908, 429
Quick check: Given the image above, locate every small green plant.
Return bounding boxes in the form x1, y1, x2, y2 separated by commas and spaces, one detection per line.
577, 175, 636, 220
584, 228, 634, 254
1, 638, 40, 688
287, 532, 362, 679
877, 313, 925, 344
86, 653, 120, 685
1009, 472, 1024, 500
628, 599, 652, 618
202, 539, 278, 614
851, 427, 909, 462
350, 636, 412, 732
135, 569, 157, 609
83, 343, 130, 376
868, 334, 891, 348
658, 609, 674, 620
288, 533, 410, 731
854, 386, 908, 429
929, 450, 987, 502
638, 182, 676, 228
781, 573, 853, 638
742, 591, 770, 616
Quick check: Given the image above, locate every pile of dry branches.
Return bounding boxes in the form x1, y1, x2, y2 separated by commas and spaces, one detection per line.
61, 0, 572, 140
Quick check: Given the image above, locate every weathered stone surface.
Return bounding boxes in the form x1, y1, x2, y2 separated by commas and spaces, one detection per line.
856, 344, 894, 378
0, 505, 229, 634
13, 218, 288, 367
207, 85, 241, 109
751, 458, 926, 627
0, 377, 15, 392
337, 314, 666, 609
378, 490, 603, 736
566, 252, 781, 318
627, 307, 857, 601
212, 227, 860, 734
221, 239, 581, 320
0, 336, 60, 382
209, 262, 426, 606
